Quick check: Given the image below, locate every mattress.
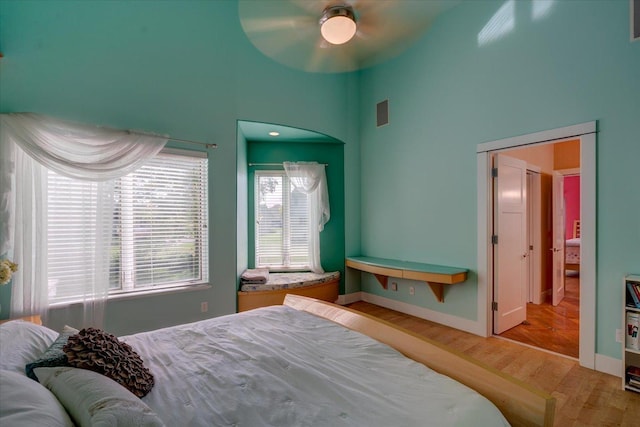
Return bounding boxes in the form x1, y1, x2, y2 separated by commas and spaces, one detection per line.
240, 271, 340, 292
122, 305, 509, 426
566, 238, 580, 264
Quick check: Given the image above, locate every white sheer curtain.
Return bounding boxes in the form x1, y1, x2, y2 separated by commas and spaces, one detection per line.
0, 113, 167, 327
283, 162, 330, 273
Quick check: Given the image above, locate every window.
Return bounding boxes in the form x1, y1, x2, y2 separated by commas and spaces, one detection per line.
48, 149, 208, 303
255, 170, 310, 270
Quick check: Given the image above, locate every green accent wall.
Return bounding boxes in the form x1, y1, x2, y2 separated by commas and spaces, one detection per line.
246, 140, 346, 293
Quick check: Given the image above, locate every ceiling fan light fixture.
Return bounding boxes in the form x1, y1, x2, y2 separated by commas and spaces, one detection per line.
319, 6, 357, 45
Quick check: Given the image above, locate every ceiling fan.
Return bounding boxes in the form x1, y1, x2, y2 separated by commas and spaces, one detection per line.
238, 0, 459, 73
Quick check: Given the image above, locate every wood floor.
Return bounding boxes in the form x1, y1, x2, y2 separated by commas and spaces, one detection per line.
348, 300, 640, 427
500, 275, 580, 358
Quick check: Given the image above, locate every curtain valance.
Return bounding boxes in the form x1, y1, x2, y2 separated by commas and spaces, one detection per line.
0, 113, 167, 182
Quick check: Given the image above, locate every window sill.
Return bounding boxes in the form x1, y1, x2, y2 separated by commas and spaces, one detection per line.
49, 282, 212, 309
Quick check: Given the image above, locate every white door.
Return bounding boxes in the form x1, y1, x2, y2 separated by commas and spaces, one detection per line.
493, 154, 528, 334
552, 171, 566, 306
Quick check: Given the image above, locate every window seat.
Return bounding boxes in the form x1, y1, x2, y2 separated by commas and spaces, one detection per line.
237, 271, 340, 312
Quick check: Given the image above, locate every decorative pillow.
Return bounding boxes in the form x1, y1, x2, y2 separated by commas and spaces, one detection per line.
34, 366, 164, 427
0, 369, 74, 427
0, 320, 58, 374
63, 327, 154, 398
26, 325, 79, 381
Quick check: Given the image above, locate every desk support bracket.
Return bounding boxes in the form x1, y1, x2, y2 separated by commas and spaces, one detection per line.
374, 274, 389, 289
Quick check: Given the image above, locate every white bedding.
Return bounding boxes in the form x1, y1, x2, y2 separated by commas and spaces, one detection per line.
566, 237, 580, 265
122, 306, 509, 427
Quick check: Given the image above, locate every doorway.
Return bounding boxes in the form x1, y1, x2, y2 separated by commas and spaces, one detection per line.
476, 121, 596, 370
493, 142, 581, 358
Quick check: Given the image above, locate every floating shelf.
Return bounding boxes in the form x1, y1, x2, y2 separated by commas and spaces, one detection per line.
346, 256, 468, 303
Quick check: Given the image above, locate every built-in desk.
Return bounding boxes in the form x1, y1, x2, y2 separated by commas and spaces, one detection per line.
346, 256, 468, 303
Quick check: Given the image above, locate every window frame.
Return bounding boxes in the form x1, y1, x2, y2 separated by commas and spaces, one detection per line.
254, 169, 312, 272
46, 148, 210, 304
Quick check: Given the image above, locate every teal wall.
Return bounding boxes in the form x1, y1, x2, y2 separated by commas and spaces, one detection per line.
247, 140, 346, 292
2, 0, 638, 362
0, 0, 359, 332
357, 0, 639, 359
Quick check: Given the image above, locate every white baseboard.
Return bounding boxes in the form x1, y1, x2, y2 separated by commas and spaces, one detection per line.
360, 292, 485, 336
336, 292, 363, 305
595, 353, 622, 378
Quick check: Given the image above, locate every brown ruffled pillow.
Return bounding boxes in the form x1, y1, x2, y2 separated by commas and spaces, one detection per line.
62, 327, 154, 398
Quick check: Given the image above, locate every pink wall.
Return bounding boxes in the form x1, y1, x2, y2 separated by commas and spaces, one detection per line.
564, 175, 580, 239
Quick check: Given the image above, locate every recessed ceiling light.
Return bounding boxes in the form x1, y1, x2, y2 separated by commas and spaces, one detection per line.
269, 131, 280, 136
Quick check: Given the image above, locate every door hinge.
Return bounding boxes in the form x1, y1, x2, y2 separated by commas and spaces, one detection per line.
492, 167, 498, 178
492, 301, 498, 311
492, 235, 498, 245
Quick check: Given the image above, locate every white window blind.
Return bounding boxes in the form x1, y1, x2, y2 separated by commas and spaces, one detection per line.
48, 150, 208, 303
255, 171, 310, 270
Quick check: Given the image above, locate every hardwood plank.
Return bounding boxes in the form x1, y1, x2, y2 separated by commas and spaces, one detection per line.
500, 275, 580, 358
347, 300, 640, 427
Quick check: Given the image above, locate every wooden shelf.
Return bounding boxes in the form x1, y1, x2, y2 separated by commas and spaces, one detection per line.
346, 256, 468, 303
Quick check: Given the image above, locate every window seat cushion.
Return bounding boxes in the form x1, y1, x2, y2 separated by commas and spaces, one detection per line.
240, 271, 340, 292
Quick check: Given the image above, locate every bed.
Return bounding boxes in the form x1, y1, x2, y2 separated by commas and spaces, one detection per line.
565, 219, 580, 271
0, 295, 556, 427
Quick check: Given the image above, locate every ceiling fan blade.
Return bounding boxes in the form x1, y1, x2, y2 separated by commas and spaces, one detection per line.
239, 0, 460, 73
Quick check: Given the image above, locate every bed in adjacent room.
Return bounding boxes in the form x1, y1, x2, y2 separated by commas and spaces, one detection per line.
565, 219, 581, 271
0, 295, 556, 427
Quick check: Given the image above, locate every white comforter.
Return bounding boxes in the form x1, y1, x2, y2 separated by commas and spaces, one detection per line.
123, 306, 509, 427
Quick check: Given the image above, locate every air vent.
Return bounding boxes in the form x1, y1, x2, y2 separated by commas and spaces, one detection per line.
633, 0, 640, 41
376, 99, 389, 127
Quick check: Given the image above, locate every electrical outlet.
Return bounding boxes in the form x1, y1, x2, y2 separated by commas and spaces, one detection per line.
200, 301, 208, 313
409, 286, 415, 296
390, 282, 398, 291
616, 328, 622, 343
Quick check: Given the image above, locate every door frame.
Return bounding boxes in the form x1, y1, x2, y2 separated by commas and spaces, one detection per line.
526, 168, 542, 304
552, 170, 567, 306
477, 121, 596, 369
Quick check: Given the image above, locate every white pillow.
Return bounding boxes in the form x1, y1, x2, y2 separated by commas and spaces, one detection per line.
0, 320, 58, 374
0, 369, 74, 427
34, 366, 165, 427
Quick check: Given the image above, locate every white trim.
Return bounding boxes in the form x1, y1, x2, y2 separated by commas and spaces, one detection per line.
477, 151, 492, 338
526, 164, 541, 173
48, 283, 212, 308
361, 292, 485, 336
528, 171, 542, 304
336, 292, 363, 305
477, 121, 597, 370
477, 122, 596, 153
579, 132, 596, 369
556, 168, 580, 176
595, 353, 622, 378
